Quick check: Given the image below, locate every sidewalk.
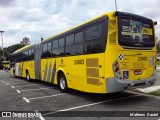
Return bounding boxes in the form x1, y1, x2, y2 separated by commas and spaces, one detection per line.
136, 69, 160, 96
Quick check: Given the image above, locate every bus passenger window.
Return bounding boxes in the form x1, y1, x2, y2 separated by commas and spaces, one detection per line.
66, 34, 74, 46
42, 43, 51, 58
86, 43, 103, 54
48, 42, 52, 51
59, 38, 65, 47
75, 31, 83, 43
52, 48, 64, 57
86, 23, 102, 41
65, 43, 83, 56
53, 40, 58, 49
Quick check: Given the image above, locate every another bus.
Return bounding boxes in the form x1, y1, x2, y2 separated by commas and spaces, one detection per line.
0, 61, 10, 70
10, 11, 157, 93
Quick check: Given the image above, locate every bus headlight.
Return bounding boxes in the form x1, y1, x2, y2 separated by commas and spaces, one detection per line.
113, 60, 121, 79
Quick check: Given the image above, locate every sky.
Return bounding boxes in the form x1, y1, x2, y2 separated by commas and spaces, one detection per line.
0, 0, 160, 47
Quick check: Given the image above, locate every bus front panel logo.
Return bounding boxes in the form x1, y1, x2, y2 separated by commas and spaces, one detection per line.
119, 54, 124, 60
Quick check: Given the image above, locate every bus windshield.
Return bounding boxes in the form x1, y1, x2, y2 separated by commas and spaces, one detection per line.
118, 17, 154, 48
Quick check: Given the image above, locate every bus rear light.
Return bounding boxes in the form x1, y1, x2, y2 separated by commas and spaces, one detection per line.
115, 67, 119, 72
113, 60, 121, 79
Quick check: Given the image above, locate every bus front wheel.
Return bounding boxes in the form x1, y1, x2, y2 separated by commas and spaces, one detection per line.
58, 74, 68, 93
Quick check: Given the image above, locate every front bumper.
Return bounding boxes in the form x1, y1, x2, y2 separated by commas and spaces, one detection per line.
106, 73, 157, 93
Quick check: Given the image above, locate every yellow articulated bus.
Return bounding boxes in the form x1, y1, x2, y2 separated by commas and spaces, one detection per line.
10, 11, 157, 93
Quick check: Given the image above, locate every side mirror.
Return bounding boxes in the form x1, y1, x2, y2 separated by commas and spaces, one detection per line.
154, 21, 157, 25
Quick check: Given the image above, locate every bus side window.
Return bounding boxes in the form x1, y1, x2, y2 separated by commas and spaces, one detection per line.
52, 48, 64, 57
66, 34, 74, 46
86, 23, 102, 41
42, 43, 48, 58
86, 43, 103, 54
85, 22, 104, 54
53, 39, 58, 49
24, 50, 28, 61
75, 31, 83, 44
31, 48, 34, 59
59, 38, 65, 47
52, 39, 65, 57
65, 32, 84, 56
47, 42, 52, 57
28, 48, 34, 60
65, 43, 83, 55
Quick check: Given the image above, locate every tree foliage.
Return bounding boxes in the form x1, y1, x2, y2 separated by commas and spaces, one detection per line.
0, 44, 24, 61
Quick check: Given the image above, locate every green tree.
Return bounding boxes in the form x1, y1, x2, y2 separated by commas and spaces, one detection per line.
0, 44, 25, 61
0, 48, 3, 61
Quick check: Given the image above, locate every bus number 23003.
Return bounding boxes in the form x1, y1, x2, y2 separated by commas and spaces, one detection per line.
74, 60, 84, 65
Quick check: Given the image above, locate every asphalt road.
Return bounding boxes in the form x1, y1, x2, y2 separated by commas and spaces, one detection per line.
0, 70, 160, 120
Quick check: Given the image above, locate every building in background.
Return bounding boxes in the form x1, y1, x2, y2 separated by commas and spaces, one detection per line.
20, 37, 30, 45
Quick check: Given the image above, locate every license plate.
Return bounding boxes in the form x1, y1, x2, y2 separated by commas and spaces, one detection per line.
134, 70, 142, 75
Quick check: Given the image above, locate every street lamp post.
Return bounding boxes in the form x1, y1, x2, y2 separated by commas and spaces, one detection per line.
0, 31, 4, 60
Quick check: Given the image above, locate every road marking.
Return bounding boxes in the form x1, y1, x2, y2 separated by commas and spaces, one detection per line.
42, 95, 140, 116
39, 113, 45, 120
18, 87, 52, 92
23, 93, 65, 103
23, 97, 30, 103
7, 82, 27, 85
35, 110, 45, 120
6, 83, 9, 85
0, 80, 19, 82
137, 85, 160, 93
28, 93, 65, 100
11, 86, 15, 88
16, 90, 21, 93
14, 84, 40, 87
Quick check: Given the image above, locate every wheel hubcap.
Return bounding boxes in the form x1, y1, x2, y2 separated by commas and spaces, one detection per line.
60, 77, 65, 90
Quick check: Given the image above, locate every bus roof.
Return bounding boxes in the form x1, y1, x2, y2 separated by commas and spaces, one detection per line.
12, 44, 35, 54
42, 11, 115, 42
42, 11, 153, 43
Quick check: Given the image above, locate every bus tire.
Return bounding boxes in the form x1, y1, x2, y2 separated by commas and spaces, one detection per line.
58, 73, 68, 93
26, 71, 31, 82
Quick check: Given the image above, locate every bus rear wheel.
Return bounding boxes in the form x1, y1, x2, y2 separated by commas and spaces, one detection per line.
58, 74, 68, 93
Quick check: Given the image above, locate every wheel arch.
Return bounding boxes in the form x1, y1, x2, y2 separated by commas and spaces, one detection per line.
57, 69, 66, 84
56, 68, 71, 87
